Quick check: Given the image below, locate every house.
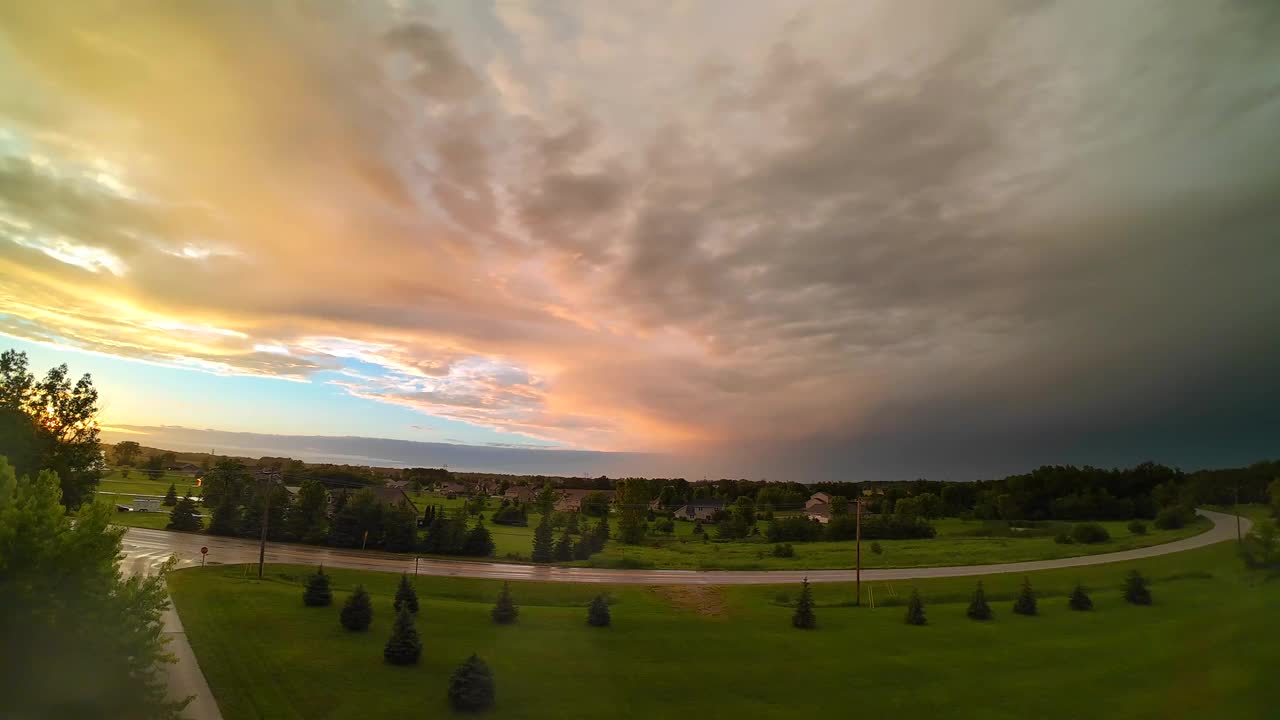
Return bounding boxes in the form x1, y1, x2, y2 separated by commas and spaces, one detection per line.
384, 479, 410, 490
166, 462, 201, 473
804, 503, 833, 523
439, 482, 468, 497
672, 498, 726, 522
554, 489, 613, 513
504, 485, 537, 503
805, 492, 833, 510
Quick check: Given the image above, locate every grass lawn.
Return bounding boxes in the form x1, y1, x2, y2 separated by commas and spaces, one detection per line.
167, 533, 1279, 720
95, 470, 204, 530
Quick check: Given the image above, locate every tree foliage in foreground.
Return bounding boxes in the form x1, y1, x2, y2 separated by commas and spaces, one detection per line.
792, 578, 816, 629
904, 588, 927, 626
0, 456, 187, 718
383, 607, 422, 666
1013, 577, 1038, 616
303, 567, 332, 607
1124, 570, 1152, 605
1068, 583, 1093, 611
449, 654, 496, 712
340, 586, 373, 631
492, 582, 519, 624
967, 581, 993, 620
394, 574, 419, 615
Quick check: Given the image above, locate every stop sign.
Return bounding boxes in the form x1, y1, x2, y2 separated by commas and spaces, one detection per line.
200, 546, 208, 555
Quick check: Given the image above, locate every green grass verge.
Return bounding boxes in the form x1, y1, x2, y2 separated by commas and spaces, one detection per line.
167, 532, 1278, 720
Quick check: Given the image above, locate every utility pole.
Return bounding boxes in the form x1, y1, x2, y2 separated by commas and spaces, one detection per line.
1235, 482, 1242, 545
257, 479, 270, 579
855, 498, 863, 606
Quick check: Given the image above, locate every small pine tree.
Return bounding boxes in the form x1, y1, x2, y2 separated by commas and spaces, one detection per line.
448, 654, 495, 712
792, 578, 816, 629
394, 574, 419, 615
531, 516, 554, 563
1012, 576, 1037, 616
383, 607, 422, 665
587, 594, 611, 627
1123, 570, 1152, 605
163, 483, 178, 506
492, 582, 518, 624
554, 531, 574, 561
1068, 582, 1093, 611
166, 493, 201, 532
904, 588, 927, 625
303, 567, 332, 607
340, 585, 373, 631
966, 581, 993, 620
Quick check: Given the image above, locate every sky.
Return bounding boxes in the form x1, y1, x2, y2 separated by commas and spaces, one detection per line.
1, 1, 1278, 481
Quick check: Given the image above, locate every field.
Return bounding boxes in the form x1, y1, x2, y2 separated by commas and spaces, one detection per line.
167, 520, 1279, 720
94, 470, 203, 530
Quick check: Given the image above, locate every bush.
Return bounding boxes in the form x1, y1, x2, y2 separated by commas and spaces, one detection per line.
1012, 577, 1037, 616
1070, 522, 1111, 544
1053, 532, 1073, 544
448, 654, 495, 712
1123, 570, 1152, 605
587, 594, 611, 627
792, 578, 816, 629
1127, 520, 1148, 535
302, 567, 332, 607
1241, 521, 1279, 570
870, 541, 883, 555
772, 543, 795, 558
340, 585, 373, 631
383, 607, 421, 665
1068, 583, 1093, 611
1154, 507, 1191, 530
393, 574, 418, 615
966, 581, 992, 621
859, 514, 937, 540
491, 582, 518, 624
904, 588, 926, 625
774, 591, 791, 605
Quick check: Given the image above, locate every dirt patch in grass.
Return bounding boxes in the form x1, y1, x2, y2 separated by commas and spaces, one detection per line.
652, 585, 726, 617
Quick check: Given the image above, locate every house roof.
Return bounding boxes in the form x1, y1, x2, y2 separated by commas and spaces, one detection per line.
684, 498, 725, 508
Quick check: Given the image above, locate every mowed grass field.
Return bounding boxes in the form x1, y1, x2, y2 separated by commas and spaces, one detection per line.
95, 470, 203, 529
168, 526, 1279, 720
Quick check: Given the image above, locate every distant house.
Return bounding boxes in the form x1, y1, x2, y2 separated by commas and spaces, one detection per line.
805, 492, 833, 510
804, 503, 833, 523
332, 486, 418, 514
554, 489, 613, 513
673, 498, 726, 522
504, 485, 537, 504
166, 462, 201, 473
439, 482, 468, 497
384, 479, 410, 490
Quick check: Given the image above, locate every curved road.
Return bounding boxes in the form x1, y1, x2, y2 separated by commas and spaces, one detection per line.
121, 509, 1248, 585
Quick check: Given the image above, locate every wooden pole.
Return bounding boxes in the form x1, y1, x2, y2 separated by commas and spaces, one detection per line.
855, 498, 862, 606
257, 480, 270, 579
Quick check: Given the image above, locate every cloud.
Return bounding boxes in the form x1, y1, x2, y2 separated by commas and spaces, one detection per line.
3, 1, 1280, 477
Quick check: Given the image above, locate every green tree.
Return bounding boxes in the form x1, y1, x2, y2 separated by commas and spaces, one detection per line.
581, 490, 611, 517
905, 588, 927, 625
0, 456, 187, 718
448, 654, 496, 712
554, 529, 574, 561
208, 493, 242, 536
1123, 570, 1152, 605
340, 585, 373, 631
201, 459, 250, 519
491, 582, 518, 624
166, 492, 201, 532
617, 478, 651, 544
1068, 583, 1093, 611
535, 482, 557, 515
162, 483, 178, 506
329, 489, 384, 549
463, 518, 495, 557
531, 514, 554, 562
792, 578, 816, 629
285, 479, 329, 544
967, 581, 993, 620
1269, 478, 1280, 519
565, 510, 581, 534
303, 567, 332, 607
1013, 577, 1038, 615
240, 481, 289, 541
0, 350, 106, 508
382, 501, 419, 553
112, 440, 142, 467
383, 607, 422, 665
394, 574, 419, 615
587, 594, 612, 627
